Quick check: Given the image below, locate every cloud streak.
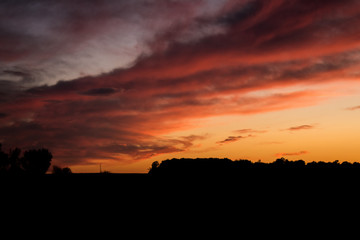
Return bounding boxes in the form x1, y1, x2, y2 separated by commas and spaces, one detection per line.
347, 105, 360, 111
234, 129, 267, 134
217, 135, 253, 145
286, 125, 314, 131
275, 151, 309, 158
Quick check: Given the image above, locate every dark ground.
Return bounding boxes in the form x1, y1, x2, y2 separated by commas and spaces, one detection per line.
3, 169, 360, 194
2, 170, 359, 234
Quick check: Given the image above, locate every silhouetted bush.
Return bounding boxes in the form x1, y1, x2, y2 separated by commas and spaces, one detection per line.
148, 161, 160, 175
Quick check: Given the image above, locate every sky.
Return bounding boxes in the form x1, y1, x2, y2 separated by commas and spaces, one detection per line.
1, 0, 360, 173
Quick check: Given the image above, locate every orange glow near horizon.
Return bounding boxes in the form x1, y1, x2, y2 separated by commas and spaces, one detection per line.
66, 81, 360, 173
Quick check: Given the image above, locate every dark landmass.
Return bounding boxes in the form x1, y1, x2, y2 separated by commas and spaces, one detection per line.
3, 154, 360, 198
3, 157, 360, 216
2, 142, 360, 180
2, 157, 360, 193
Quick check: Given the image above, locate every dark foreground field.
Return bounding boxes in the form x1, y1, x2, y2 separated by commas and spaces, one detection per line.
4, 158, 360, 208
3, 168, 360, 193
2, 169, 359, 229
3, 157, 360, 191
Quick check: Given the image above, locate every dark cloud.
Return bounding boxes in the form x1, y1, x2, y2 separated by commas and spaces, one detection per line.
0, 69, 36, 86
80, 87, 119, 96
97, 134, 205, 161
218, 0, 261, 26
99, 143, 182, 160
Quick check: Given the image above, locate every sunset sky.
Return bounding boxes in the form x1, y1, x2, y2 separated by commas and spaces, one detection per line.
1, 0, 360, 173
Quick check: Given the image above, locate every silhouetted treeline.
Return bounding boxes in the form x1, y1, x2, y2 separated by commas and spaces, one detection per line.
148, 157, 360, 176
0, 143, 53, 175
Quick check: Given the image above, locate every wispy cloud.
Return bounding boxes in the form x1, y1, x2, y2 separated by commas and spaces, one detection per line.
234, 129, 267, 134
96, 134, 206, 161
286, 125, 314, 131
217, 135, 253, 145
275, 151, 309, 158
347, 105, 360, 111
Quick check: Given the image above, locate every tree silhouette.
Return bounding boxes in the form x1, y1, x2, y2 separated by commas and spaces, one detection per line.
0, 144, 54, 175
21, 148, 52, 175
